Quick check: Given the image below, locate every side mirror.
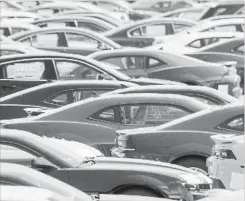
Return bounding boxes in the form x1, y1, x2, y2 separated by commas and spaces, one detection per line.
97, 74, 114, 80
31, 157, 57, 173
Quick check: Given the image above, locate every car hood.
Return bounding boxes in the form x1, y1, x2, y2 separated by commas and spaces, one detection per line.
129, 78, 186, 86
89, 157, 212, 185
99, 194, 171, 201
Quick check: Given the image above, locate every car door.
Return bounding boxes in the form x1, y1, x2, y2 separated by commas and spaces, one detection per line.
124, 22, 173, 47
99, 56, 147, 78
0, 59, 56, 97
63, 32, 112, 56
20, 31, 67, 53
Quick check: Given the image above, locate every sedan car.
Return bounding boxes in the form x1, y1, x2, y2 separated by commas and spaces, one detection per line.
9, 27, 121, 56
0, 20, 38, 37
207, 134, 244, 190
103, 18, 197, 47
1, 94, 210, 154
32, 16, 115, 32
89, 49, 242, 97
0, 129, 214, 200
0, 53, 182, 97
112, 103, 244, 170
103, 85, 239, 105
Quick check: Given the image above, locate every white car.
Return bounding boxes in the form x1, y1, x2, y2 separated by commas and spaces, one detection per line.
151, 32, 243, 53
0, 11, 41, 23
206, 134, 244, 190
200, 189, 244, 201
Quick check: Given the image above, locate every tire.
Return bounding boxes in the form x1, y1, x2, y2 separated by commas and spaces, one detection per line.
174, 157, 207, 172
116, 187, 160, 197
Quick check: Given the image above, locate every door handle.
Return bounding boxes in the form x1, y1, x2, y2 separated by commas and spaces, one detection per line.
2, 85, 17, 89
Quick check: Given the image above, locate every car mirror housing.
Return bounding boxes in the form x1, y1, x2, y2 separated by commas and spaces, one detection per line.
31, 157, 57, 173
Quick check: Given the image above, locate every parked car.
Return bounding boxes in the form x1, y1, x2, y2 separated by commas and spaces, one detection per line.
152, 32, 242, 53
0, 20, 38, 37
55, 11, 121, 27
0, 129, 215, 200
185, 52, 244, 89
0, 185, 66, 201
0, 53, 182, 97
156, 1, 244, 21
0, 42, 41, 56
111, 103, 244, 170
1, 93, 210, 154
103, 85, 239, 105
180, 19, 244, 34
103, 18, 197, 47
200, 37, 244, 56
89, 49, 242, 97
0, 0, 25, 11
9, 27, 122, 55
131, 0, 198, 13
32, 16, 115, 32
207, 134, 244, 190
0, 80, 137, 108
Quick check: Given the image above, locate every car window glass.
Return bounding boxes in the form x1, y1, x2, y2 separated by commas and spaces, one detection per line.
11, 27, 28, 35
212, 8, 227, 17
65, 32, 100, 49
213, 25, 237, 32
3, 61, 46, 80
130, 28, 141, 36
141, 23, 167, 37
47, 89, 109, 106
29, 33, 60, 47
147, 57, 167, 69
172, 23, 190, 32
46, 22, 67, 28
77, 22, 106, 33
188, 39, 202, 48
223, 116, 244, 132
55, 60, 102, 80
0, 50, 23, 56
101, 56, 144, 70
153, 2, 171, 9
92, 106, 122, 123
122, 104, 190, 125
190, 95, 218, 105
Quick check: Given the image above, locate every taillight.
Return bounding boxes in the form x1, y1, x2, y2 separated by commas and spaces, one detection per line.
212, 149, 237, 160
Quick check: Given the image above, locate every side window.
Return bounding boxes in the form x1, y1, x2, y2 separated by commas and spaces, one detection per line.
101, 56, 145, 70
173, 23, 190, 33
76, 22, 106, 33
213, 25, 237, 32
25, 33, 61, 47
2, 60, 47, 80
152, 1, 171, 9
91, 106, 122, 124
141, 23, 168, 37
221, 116, 244, 132
46, 89, 109, 106
130, 28, 141, 37
212, 7, 227, 16
121, 104, 190, 125
11, 27, 28, 35
65, 32, 101, 49
55, 60, 103, 80
147, 57, 167, 69
188, 39, 203, 48
0, 50, 23, 56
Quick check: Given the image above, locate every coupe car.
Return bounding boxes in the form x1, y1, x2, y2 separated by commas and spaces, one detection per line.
103, 85, 238, 105
32, 16, 115, 33
0, 53, 182, 97
103, 18, 197, 47
9, 27, 121, 56
0, 129, 215, 200
112, 103, 244, 170
0, 20, 38, 37
1, 93, 210, 154
89, 49, 242, 97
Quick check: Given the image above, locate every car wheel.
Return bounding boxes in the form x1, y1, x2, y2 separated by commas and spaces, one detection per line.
174, 157, 207, 172
116, 187, 161, 197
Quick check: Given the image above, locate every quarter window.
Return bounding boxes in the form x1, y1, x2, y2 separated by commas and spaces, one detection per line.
221, 116, 244, 132
141, 24, 167, 37
101, 56, 145, 70
92, 106, 122, 123
147, 57, 167, 69
173, 23, 190, 32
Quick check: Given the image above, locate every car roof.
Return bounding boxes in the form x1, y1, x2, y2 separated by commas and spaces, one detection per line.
0, 21, 38, 29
